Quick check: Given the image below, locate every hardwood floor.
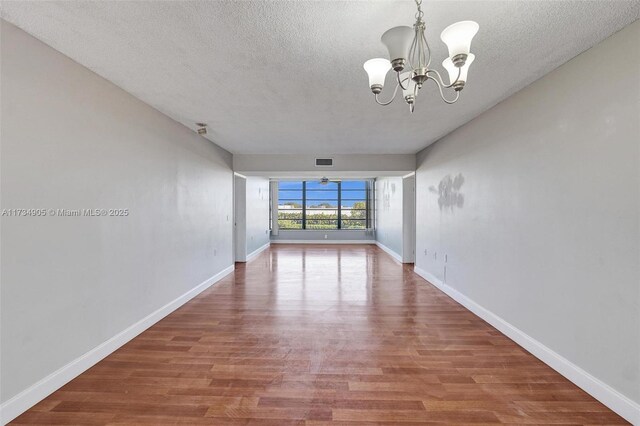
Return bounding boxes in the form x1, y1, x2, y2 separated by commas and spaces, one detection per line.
12, 244, 627, 425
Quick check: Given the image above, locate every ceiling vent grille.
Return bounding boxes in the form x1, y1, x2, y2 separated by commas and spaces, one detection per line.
315, 158, 333, 167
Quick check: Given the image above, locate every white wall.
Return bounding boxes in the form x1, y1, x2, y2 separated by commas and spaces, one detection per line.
272, 229, 375, 243
234, 176, 270, 261
376, 177, 404, 259
376, 176, 416, 262
0, 20, 234, 416
415, 21, 639, 421
234, 154, 415, 175
402, 175, 415, 263
244, 176, 270, 256
234, 175, 247, 261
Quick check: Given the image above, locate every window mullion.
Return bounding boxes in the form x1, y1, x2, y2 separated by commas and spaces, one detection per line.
366, 180, 370, 229
302, 181, 306, 229
338, 181, 342, 230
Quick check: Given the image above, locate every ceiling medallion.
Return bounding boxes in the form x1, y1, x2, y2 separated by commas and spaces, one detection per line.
363, 0, 479, 112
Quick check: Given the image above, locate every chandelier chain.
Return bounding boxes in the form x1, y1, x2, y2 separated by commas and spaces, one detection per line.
414, 0, 424, 21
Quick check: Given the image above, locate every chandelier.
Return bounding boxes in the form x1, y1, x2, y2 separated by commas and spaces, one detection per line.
363, 0, 479, 112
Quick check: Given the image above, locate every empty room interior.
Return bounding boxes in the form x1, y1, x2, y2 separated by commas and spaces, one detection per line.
1, 1, 639, 424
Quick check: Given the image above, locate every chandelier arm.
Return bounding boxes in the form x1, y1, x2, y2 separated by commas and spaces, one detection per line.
416, 28, 422, 68
374, 83, 401, 106
421, 28, 427, 68
426, 67, 461, 89
408, 31, 418, 70
422, 30, 432, 68
374, 75, 412, 106
427, 75, 460, 104
396, 71, 408, 90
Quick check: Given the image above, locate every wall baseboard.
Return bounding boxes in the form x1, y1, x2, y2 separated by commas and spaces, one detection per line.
375, 241, 403, 263
0, 264, 235, 425
413, 266, 640, 425
245, 242, 270, 262
271, 240, 375, 244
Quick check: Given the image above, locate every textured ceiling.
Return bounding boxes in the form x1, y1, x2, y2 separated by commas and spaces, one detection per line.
1, 1, 638, 154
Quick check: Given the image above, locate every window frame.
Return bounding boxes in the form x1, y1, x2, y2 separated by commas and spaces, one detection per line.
276, 180, 371, 230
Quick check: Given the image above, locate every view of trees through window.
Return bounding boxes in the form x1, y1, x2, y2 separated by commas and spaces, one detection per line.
278, 180, 369, 230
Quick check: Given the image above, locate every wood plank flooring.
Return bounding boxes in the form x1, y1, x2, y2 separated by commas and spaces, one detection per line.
11, 244, 627, 425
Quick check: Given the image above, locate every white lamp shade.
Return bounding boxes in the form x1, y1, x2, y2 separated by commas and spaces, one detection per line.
440, 21, 479, 58
400, 72, 417, 99
381, 26, 414, 62
443, 53, 475, 84
363, 58, 391, 87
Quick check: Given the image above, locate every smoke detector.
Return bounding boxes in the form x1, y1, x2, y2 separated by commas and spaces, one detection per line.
196, 123, 207, 135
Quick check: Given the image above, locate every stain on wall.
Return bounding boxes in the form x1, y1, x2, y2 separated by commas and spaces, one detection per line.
429, 173, 465, 211
381, 179, 396, 210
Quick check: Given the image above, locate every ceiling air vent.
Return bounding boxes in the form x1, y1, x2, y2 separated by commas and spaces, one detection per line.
315, 158, 333, 167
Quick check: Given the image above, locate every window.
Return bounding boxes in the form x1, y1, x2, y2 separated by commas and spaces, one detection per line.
277, 181, 303, 229
306, 180, 338, 229
341, 180, 367, 229
277, 180, 370, 230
